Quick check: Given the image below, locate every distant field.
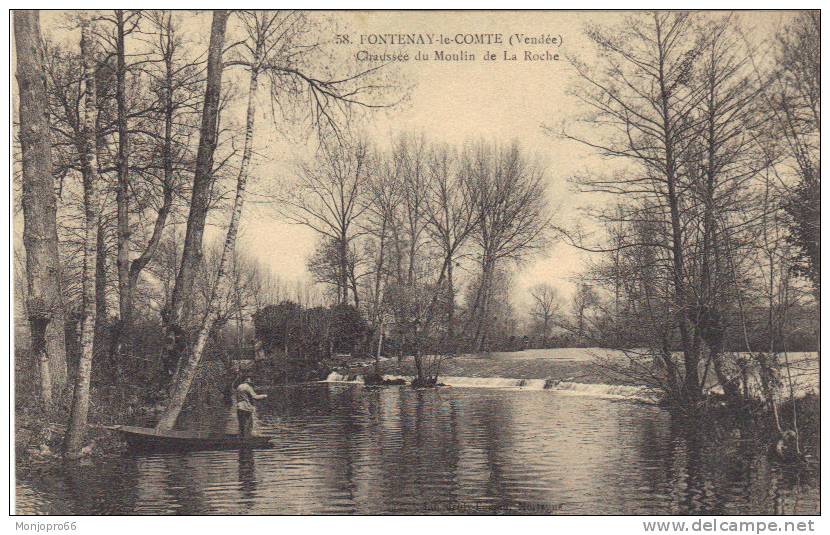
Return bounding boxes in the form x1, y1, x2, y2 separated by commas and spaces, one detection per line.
469, 347, 619, 362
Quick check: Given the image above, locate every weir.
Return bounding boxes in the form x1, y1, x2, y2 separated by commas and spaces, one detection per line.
323, 372, 655, 402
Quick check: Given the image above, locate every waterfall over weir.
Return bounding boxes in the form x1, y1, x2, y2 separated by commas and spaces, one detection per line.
323, 372, 654, 402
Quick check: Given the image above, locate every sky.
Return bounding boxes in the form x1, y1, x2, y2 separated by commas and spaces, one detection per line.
232, 10, 613, 309
29, 10, 795, 313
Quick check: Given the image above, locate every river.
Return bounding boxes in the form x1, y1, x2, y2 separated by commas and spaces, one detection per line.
16, 382, 819, 515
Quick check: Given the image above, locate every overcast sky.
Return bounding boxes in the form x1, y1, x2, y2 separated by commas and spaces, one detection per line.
240, 10, 602, 308
32, 10, 793, 312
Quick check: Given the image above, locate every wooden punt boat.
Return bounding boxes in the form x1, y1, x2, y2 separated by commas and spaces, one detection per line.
116, 425, 273, 453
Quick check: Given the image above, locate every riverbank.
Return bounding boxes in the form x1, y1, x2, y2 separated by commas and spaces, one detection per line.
14, 359, 230, 467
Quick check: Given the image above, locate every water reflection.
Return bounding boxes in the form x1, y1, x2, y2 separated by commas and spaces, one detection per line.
238, 449, 257, 510
16, 383, 818, 515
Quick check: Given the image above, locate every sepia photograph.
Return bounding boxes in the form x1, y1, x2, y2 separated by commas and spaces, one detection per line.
9, 6, 822, 518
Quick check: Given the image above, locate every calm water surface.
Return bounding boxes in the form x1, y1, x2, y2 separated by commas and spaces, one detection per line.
16, 383, 819, 515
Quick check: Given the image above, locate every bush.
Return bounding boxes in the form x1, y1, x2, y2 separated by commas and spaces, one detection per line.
251, 301, 371, 384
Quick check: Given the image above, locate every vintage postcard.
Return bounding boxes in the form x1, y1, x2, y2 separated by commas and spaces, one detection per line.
10, 7, 821, 519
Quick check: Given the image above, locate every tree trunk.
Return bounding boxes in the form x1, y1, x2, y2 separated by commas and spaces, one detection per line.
161, 11, 228, 388
657, 34, 699, 411
710, 349, 741, 404
44, 308, 66, 398
474, 258, 495, 352
667, 171, 700, 411
114, 10, 131, 330
413, 328, 424, 382
234, 271, 244, 348
465, 263, 484, 351
338, 235, 348, 305
446, 257, 455, 347
167, 10, 228, 329
64, 19, 100, 454
93, 218, 107, 360
375, 320, 384, 374
15, 10, 68, 409
157, 55, 259, 431
126, 27, 175, 323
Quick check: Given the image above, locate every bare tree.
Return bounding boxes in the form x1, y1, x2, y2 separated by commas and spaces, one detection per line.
43, 10, 202, 381
366, 135, 458, 384
560, 12, 800, 416
397, 135, 431, 286
164, 10, 229, 339
14, 10, 68, 408
466, 142, 549, 352
768, 12, 820, 300
361, 151, 402, 371
64, 17, 101, 454
561, 12, 713, 412
111, 10, 141, 334
424, 143, 479, 345
157, 9, 250, 430
384, 135, 448, 382
571, 283, 598, 343
685, 14, 771, 406
118, 11, 201, 342
529, 283, 561, 343
752, 12, 821, 368
280, 137, 371, 306
42, 31, 110, 341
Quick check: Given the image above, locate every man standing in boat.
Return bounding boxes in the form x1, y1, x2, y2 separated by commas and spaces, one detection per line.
236, 377, 267, 439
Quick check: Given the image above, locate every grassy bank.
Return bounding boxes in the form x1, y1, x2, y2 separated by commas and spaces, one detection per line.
14, 359, 231, 467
